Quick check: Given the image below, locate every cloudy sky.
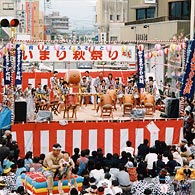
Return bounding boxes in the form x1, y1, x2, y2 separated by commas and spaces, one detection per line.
40, 0, 96, 30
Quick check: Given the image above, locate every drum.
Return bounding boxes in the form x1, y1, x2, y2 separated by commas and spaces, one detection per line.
140, 92, 147, 104
144, 93, 155, 105
100, 94, 113, 106
107, 89, 117, 101
65, 95, 77, 107
123, 94, 134, 104
66, 70, 81, 84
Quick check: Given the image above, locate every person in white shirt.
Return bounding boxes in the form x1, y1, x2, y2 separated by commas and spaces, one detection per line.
97, 172, 112, 188
145, 148, 158, 177
104, 180, 123, 195
122, 140, 134, 156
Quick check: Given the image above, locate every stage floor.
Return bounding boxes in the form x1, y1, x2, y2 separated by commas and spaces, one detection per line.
36, 104, 162, 122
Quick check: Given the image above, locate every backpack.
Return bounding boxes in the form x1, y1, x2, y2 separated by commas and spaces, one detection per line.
77, 158, 87, 176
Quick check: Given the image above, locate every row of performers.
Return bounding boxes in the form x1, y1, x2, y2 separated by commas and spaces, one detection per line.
3, 79, 158, 107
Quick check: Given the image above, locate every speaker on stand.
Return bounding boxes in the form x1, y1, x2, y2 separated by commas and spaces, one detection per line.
14, 101, 27, 122
165, 98, 179, 118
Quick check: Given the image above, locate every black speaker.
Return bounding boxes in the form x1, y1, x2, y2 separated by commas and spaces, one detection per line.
36, 110, 53, 122
165, 98, 179, 118
14, 101, 27, 122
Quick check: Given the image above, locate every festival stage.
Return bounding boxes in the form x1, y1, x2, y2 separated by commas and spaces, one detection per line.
11, 104, 183, 157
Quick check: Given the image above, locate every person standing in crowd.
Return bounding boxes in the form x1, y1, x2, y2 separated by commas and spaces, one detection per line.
137, 139, 150, 159
85, 71, 93, 104
23, 83, 35, 121
93, 71, 104, 103
145, 147, 158, 178
50, 71, 59, 100
184, 112, 194, 143
42, 143, 63, 195
122, 140, 134, 157
105, 73, 115, 89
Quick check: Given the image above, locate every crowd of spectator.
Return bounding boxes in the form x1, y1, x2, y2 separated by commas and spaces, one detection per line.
0, 128, 195, 195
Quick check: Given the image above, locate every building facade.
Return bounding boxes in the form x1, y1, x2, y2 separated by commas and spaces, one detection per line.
96, 0, 129, 42
45, 11, 70, 40
120, 0, 191, 89
121, 0, 191, 42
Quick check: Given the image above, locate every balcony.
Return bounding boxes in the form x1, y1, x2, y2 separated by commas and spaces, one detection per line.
125, 16, 190, 26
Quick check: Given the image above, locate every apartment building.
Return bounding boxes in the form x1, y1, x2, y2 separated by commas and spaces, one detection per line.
121, 0, 190, 42
96, 0, 129, 42
45, 11, 70, 40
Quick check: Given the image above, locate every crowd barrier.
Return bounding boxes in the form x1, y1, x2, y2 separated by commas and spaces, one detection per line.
11, 119, 183, 157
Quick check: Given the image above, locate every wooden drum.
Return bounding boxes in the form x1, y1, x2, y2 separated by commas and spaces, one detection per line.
144, 93, 155, 105
107, 89, 117, 102
66, 70, 81, 84
65, 94, 77, 107
123, 94, 134, 105
100, 94, 113, 106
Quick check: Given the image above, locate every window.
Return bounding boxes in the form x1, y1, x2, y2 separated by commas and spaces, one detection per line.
3, 3, 14, 10
169, 1, 190, 20
136, 8, 155, 20
117, 15, 120, 21
110, 15, 113, 21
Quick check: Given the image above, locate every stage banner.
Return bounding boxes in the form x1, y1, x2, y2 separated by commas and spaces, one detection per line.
180, 40, 195, 98
137, 48, 146, 89
3, 52, 11, 85
15, 44, 23, 85
11, 120, 183, 157
22, 44, 136, 63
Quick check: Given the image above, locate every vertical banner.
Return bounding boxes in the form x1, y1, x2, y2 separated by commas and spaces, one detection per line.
180, 40, 195, 98
137, 47, 146, 89
15, 44, 23, 85
3, 52, 11, 85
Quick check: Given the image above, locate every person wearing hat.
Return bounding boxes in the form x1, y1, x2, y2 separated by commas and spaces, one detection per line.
42, 143, 64, 195
14, 86, 23, 101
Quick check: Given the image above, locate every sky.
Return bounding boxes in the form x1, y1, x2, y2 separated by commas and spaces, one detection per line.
40, 0, 96, 30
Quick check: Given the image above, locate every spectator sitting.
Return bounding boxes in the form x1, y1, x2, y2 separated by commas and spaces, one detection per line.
137, 139, 149, 159
122, 140, 134, 156
188, 154, 195, 168
166, 154, 178, 176
30, 156, 42, 172
131, 174, 148, 195
97, 172, 112, 188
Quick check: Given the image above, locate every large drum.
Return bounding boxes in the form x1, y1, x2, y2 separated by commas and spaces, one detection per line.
66, 70, 81, 84
144, 93, 155, 105
107, 89, 117, 101
65, 94, 77, 107
123, 94, 134, 105
100, 94, 113, 106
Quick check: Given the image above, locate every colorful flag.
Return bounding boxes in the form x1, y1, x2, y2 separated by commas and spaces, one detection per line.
137, 48, 146, 89
180, 40, 195, 98
15, 44, 23, 85
3, 52, 11, 85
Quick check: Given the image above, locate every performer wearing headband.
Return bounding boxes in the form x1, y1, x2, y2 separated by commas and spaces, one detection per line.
42, 143, 64, 195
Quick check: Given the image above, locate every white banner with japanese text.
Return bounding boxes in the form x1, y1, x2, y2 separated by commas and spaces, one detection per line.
22, 44, 136, 62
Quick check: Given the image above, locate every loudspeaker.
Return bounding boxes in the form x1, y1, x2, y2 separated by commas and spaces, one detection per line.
165, 98, 179, 118
14, 101, 27, 122
36, 110, 53, 122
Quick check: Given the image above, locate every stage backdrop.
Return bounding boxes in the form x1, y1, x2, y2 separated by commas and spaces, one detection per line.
11, 119, 183, 157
